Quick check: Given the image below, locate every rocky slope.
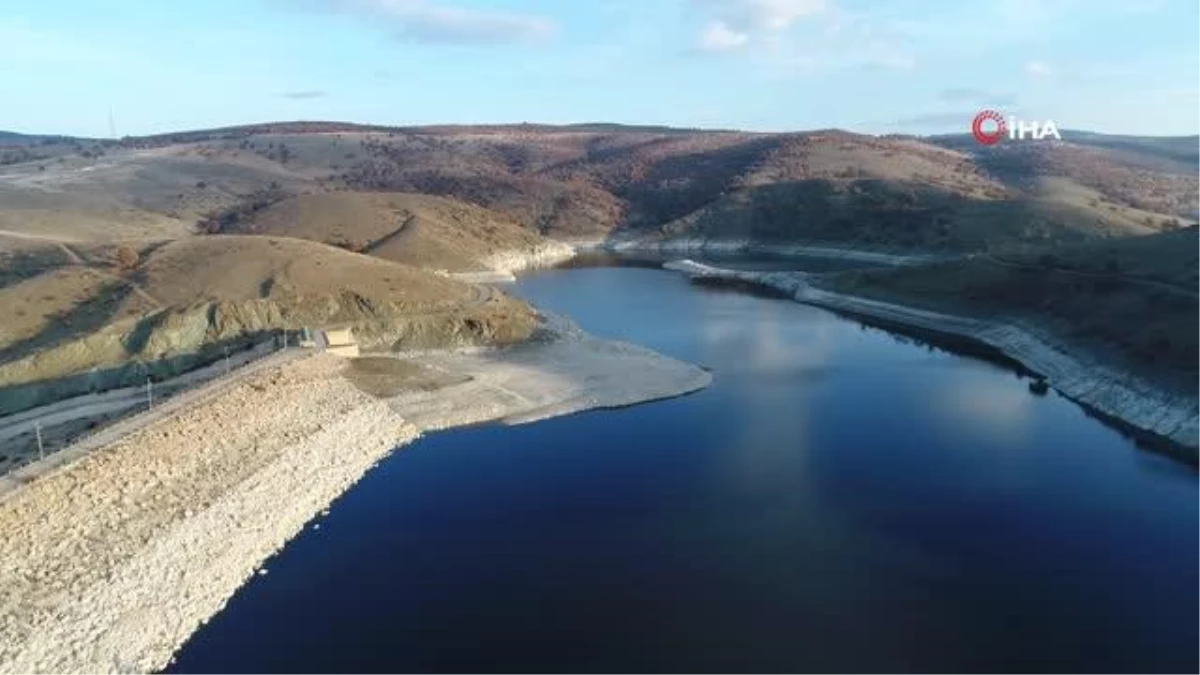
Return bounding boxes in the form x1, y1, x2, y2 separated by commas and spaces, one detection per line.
0, 236, 538, 415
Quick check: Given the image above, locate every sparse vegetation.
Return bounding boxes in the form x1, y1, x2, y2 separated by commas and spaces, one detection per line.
0, 121, 1194, 414
232, 191, 555, 271
198, 185, 289, 234
114, 246, 140, 272
827, 227, 1199, 392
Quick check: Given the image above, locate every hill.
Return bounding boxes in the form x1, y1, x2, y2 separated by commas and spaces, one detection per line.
222, 192, 559, 272
825, 227, 1199, 393
619, 132, 1178, 252
930, 131, 1199, 172
0, 131, 80, 146
0, 236, 538, 414
0, 122, 1193, 252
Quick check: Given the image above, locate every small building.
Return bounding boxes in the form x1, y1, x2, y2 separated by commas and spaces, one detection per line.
320, 326, 360, 357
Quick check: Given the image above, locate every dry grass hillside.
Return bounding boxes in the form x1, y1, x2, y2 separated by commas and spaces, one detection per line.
0, 121, 1194, 415
0, 236, 538, 415
1001, 225, 1199, 288
932, 132, 1198, 220
0, 123, 1194, 253
223, 192, 554, 272
826, 227, 1199, 393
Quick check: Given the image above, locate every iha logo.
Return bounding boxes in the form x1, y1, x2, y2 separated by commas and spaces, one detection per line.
970, 109, 1061, 145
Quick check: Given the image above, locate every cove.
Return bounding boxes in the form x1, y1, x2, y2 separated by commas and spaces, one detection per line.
168, 264, 1198, 673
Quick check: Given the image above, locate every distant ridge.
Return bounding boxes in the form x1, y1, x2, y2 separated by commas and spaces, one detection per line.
0, 130, 82, 146
5, 121, 1197, 148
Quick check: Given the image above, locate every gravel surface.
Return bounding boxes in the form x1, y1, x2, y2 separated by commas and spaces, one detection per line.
0, 354, 418, 673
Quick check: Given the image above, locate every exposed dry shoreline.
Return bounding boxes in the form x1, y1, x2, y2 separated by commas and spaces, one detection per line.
664, 259, 1199, 454
449, 241, 577, 283
598, 235, 941, 266
0, 318, 710, 674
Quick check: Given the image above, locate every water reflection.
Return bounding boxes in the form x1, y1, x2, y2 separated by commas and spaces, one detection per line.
932, 368, 1036, 443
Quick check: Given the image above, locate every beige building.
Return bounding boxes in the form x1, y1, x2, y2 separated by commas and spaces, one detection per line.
320, 327, 360, 357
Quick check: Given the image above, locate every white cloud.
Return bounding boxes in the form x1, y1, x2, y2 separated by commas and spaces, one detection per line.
698, 20, 750, 52
691, 0, 830, 59
693, 0, 829, 32
306, 0, 556, 45
1025, 60, 1052, 76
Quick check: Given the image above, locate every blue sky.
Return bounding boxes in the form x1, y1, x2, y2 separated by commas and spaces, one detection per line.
1, 0, 1197, 136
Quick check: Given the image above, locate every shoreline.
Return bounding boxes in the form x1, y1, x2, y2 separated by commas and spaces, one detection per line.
448, 241, 578, 283
663, 259, 1199, 456
595, 235, 943, 266
0, 317, 711, 674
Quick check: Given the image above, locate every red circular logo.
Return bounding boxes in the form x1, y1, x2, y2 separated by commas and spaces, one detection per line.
971, 110, 1007, 145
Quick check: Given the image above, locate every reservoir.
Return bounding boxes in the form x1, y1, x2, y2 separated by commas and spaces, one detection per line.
169, 264, 1198, 673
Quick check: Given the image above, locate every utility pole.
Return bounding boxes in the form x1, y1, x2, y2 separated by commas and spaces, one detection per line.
35, 421, 44, 461
145, 377, 153, 409
224, 347, 231, 374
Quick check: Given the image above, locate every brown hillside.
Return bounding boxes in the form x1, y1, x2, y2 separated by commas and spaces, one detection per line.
0, 236, 539, 414
230, 192, 552, 272
827, 227, 1199, 392
1, 123, 1194, 250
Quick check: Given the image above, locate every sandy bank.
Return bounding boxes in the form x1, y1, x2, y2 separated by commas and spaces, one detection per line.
384, 312, 712, 430
0, 320, 709, 674
664, 259, 1198, 453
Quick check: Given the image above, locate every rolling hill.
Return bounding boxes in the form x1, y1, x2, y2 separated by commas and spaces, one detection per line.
0, 236, 538, 415
0, 120, 1194, 439
0, 123, 1193, 254
825, 227, 1199, 393
222, 191, 562, 273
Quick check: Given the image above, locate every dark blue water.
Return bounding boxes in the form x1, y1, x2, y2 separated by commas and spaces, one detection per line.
169, 266, 1198, 673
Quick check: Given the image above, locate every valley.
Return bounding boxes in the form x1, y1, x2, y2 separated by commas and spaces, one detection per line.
0, 120, 1195, 673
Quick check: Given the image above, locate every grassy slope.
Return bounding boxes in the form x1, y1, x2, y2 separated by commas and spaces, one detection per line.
634, 133, 1187, 251
0, 236, 538, 409
326, 127, 1196, 248
1, 124, 1193, 250
825, 228, 1199, 393
0, 122, 1193, 408
226, 192, 552, 272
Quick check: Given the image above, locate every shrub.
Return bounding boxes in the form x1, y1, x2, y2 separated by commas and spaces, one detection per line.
115, 245, 140, 271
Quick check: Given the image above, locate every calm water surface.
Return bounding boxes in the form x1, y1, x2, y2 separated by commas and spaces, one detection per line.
170, 266, 1198, 673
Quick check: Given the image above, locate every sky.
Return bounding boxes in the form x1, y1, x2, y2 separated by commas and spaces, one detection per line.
1, 0, 1197, 137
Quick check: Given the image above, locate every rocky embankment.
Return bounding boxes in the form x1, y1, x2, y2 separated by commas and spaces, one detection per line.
664, 259, 1199, 453
0, 316, 710, 674
451, 241, 578, 283
603, 235, 939, 266
483, 241, 577, 274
